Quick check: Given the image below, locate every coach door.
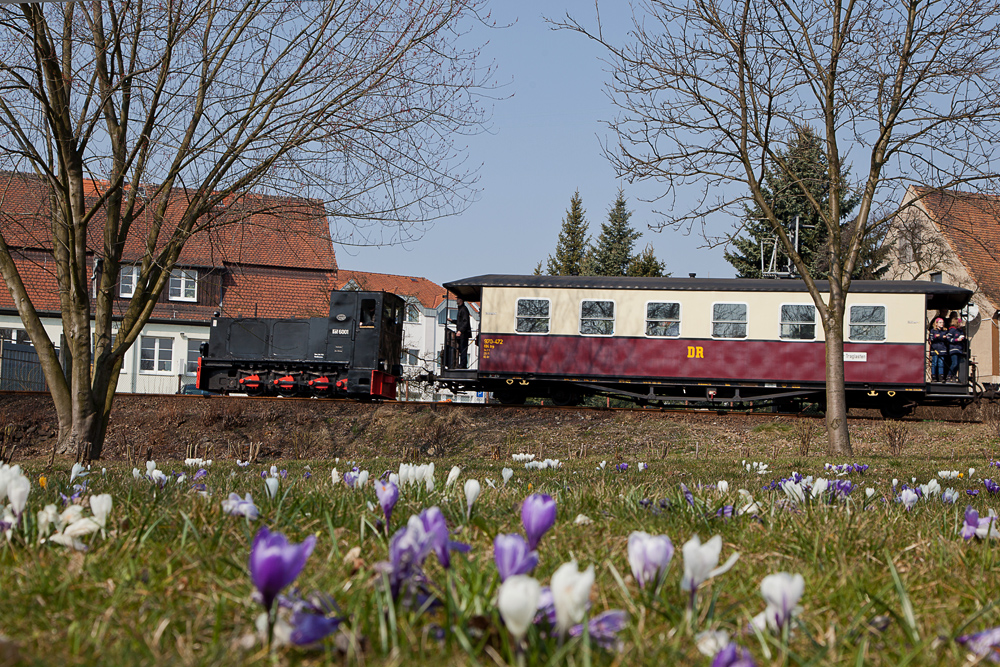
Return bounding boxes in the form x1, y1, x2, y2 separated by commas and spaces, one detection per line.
326, 292, 358, 364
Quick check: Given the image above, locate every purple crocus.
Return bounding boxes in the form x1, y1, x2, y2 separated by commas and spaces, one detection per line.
343, 471, 358, 488
627, 531, 674, 590
986, 479, 1000, 495
193, 468, 208, 481
711, 643, 757, 667
615, 463, 628, 473
568, 609, 628, 649
419, 506, 469, 569
962, 506, 997, 540
375, 479, 400, 526
249, 526, 317, 612
493, 533, 539, 581
957, 625, 1000, 662
223, 493, 260, 520
286, 591, 343, 647
522, 494, 557, 550
680, 482, 695, 506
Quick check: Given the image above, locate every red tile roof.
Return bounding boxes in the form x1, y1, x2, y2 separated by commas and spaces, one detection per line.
912, 186, 1000, 308
0, 171, 337, 322
0, 170, 337, 271
334, 270, 449, 308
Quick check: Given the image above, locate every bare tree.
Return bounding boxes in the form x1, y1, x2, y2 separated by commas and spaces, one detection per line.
558, 0, 1000, 454
0, 0, 494, 461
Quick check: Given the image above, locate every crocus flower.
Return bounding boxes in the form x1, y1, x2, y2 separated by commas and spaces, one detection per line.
464, 479, 481, 519
331, 468, 340, 485
957, 625, 1000, 662
286, 591, 344, 647
264, 476, 279, 500
550, 560, 595, 633
7, 475, 29, 518
69, 463, 88, 484
717, 480, 729, 493
986, 479, 1000, 495
943, 488, 959, 504
627, 531, 674, 590
711, 643, 757, 667
680, 534, 739, 605
193, 468, 208, 481
375, 479, 399, 526
497, 574, 541, 642
502, 468, 514, 485
680, 482, 695, 506
568, 609, 628, 649
522, 493, 556, 550
446, 466, 461, 487
757, 572, 805, 632
343, 471, 358, 488
223, 493, 260, 520
962, 506, 1000, 540
494, 533, 539, 581
249, 526, 317, 612
357, 470, 369, 488
900, 488, 919, 510
90, 494, 112, 530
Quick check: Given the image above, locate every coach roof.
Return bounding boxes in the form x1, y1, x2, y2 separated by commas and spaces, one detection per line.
444, 275, 973, 310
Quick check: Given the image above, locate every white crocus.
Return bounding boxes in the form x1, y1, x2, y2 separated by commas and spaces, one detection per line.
680, 534, 740, 594
695, 630, 731, 657
810, 478, 829, 499
69, 462, 88, 484
264, 476, 279, 500
464, 479, 481, 519
497, 575, 541, 641
550, 560, 595, 633
502, 467, 514, 485
62, 516, 101, 539
331, 468, 340, 485
132, 468, 142, 480
146, 460, 156, 474
446, 466, 461, 487
780, 480, 806, 504
90, 494, 112, 530
7, 474, 29, 517
357, 470, 370, 488
716, 480, 729, 494
865, 487, 876, 499
758, 572, 805, 632
737, 489, 762, 515
900, 488, 919, 510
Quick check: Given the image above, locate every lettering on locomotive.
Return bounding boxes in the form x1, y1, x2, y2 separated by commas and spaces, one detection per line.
687, 346, 704, 359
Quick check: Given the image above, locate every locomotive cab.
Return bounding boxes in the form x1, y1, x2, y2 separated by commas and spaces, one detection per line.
196, 290, 404, 399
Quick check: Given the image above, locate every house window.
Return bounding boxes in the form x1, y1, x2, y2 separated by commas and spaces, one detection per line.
849, 305, 886, 341
712, 303, 748, 339
401, 348, 420, 366
580, 300, 615, 336
120, 266, 141, 298
437, 307, 458, 326
186, 339, 204, 375
646, 302, 681, 337
780, 304, 817, 340
516, 298, 550, 334
930, 272, 943, 283
406, 302, 421, 323
168, 269, 197, 302
0, 329, 32, 346
140, 336, 173, 372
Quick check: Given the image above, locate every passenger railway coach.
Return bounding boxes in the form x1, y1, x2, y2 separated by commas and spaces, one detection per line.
435, 275, 978, 416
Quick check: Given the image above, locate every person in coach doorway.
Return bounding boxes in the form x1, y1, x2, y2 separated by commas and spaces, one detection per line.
451, 298, 472, 369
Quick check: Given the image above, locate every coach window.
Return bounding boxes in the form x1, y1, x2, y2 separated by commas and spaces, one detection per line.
516, 298, 550, 333
780, 304, 817, 340
139, 336, 173, 373
580, 300, 615, 336
712, 303, 748, 339
646, 302, 681, 337
849, 305, 886, 341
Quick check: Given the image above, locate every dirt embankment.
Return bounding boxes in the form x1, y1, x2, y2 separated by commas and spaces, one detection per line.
0, 393, 993, 465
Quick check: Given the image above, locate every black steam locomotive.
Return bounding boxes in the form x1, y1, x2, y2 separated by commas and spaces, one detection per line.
196, 290, 404, 399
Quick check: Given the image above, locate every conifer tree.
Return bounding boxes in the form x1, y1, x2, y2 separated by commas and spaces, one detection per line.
627, 244, 666, 277
545, 191, 590, 275
725, 125, 876, 279
587, 190, 643, 276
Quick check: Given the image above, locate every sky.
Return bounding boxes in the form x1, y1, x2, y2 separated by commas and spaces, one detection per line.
338, 2, 736, 288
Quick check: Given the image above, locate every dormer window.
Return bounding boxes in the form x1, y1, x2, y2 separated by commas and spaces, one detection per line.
169, 269, 197, 302
120, 265, 141, 298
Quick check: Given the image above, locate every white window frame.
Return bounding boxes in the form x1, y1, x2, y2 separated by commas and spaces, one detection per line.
711, 302, 749, 339
139, 336, 174, 374
644, 301, 682, 338
405, 301, 421, 323
848, 304, 887, 343
515, 298, 551, 335
778, 303, 817, 341
168, 269, 198, 302
401, 348, 420, 366
579, 299, 616, 337
119, 265, 141, 298
185, 338, 206, 375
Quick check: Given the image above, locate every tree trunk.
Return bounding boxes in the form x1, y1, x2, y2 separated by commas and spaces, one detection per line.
823, 309, 853, 456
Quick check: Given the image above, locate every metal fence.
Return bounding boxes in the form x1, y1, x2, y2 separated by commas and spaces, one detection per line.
0, 341, 48, 392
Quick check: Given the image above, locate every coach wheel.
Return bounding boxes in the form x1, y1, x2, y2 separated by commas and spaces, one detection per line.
879, 403, 913, 420
549, 388, 579, 407
494, 389, 526, 405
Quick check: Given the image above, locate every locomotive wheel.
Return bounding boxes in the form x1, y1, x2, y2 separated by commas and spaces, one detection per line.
879, 403, 913, 420
549, 388, 579, 407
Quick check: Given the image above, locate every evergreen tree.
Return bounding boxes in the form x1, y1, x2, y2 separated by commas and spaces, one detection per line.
588, 190, 643, 276
627, 244, 667, 277
545, 191, 590, 275
725, 125, 876, 279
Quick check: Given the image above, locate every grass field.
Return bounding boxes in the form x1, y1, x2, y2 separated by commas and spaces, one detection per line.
4, 424, 1000, 666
